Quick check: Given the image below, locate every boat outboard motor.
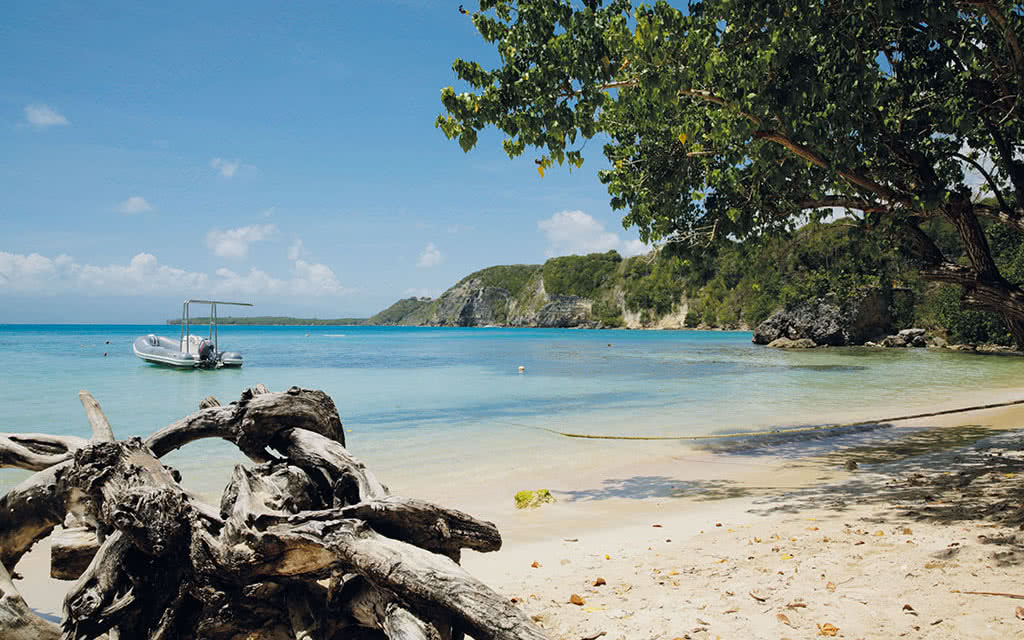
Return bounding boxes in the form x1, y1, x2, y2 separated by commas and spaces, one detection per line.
198, 339, 216, 362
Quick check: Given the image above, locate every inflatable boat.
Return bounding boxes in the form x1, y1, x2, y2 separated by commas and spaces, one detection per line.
133, 299, 251, 369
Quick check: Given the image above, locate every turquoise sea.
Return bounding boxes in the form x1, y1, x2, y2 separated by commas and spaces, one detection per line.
3, 324, 1024, 500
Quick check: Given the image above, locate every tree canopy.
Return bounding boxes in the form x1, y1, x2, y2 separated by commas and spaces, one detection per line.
438, 0, 1024, 345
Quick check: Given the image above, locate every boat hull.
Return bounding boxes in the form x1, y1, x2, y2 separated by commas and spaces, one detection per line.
133, 335, 244, 369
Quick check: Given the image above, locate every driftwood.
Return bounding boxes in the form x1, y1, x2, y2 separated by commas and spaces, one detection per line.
0, 385, 545, 640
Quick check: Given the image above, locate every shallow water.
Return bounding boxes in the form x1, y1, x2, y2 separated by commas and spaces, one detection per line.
2, 324, 1023, 498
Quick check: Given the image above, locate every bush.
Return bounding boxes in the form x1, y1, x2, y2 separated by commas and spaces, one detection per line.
929, 285, 1011, 345
592, 298, 624, 327
621, 256, 684, 315
542, 251, 622, 298
460, 264, 542, 296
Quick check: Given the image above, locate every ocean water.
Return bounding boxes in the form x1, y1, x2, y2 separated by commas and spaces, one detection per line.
3, 324, 1024, 500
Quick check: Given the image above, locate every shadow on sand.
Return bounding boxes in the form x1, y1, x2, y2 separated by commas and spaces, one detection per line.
554, 476, 753, 502
550, 424, 1024, 566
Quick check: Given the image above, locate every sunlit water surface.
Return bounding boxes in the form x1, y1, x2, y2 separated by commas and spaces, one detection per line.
2, 324, 1023, 498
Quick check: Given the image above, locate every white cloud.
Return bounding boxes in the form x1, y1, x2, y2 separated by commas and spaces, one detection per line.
117, 196, 153, 214
24, 104, 69, 127
206, 224, 276, 258
210, 157, 241, 178
0, 251, 208, 294
620, 239, 648, 257
538, 210, 649, 258
417, 242, 442, 268
292, 260, 345, 295
288, 239, 305, 261
0, 250, 349, 298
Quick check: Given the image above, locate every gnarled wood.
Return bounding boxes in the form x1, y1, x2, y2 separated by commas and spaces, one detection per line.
0, 386, 545, 640
0, 463, 68, 570
0, 434, 86, 471
267, 519, 545, 640
273, 427, 388, 504
146, 386, 345, 461
342, 577, 440, 640
256, 496, 501, 558
78, 391, 115, 443
50, 527, 100, 580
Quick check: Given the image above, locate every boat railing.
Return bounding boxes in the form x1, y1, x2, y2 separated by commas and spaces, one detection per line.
179, 300, 253, 354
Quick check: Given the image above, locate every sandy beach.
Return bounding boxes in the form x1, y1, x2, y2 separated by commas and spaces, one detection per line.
12, 401, 1024, 639
451, 405, 1024, 639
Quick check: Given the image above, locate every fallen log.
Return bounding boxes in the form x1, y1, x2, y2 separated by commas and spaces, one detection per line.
0, 385, 544, 640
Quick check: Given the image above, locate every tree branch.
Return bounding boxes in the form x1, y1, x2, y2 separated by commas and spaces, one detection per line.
898, 220, 949, 266
0, 463, 69, 570
0, 433, 86, 471
677, 89, 764, 127
79, 390, 115, 443
963, 1, 1024, 87
797, 196, 887, 212
952, 151, 1012, 211
974, 203, 1024, 233
753, 130, 904, 203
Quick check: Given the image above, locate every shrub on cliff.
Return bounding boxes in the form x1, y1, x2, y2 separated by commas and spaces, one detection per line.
458, 264, 541, 296
542, 250, 622, 298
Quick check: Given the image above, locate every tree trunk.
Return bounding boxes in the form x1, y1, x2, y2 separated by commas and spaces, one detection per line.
906, 201, 1024, 350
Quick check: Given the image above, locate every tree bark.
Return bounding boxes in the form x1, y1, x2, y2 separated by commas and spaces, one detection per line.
901, 205, 1024, 351
0, 386, 544, 640
50, 527, 100, 580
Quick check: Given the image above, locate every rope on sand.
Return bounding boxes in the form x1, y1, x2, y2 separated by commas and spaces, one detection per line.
533, 398, 1024, 442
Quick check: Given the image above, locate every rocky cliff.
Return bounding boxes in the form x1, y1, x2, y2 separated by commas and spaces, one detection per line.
752, 288, 913, 346
369, 265, 606, 328
366, 254, 691, 329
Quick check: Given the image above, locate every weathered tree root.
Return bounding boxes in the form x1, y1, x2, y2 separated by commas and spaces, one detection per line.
0, 385, 545, 639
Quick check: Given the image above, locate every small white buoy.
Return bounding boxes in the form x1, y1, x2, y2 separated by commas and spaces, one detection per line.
518, 365, 525, 373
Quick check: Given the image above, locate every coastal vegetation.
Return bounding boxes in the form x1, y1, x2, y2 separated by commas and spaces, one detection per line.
438, 1, 1024, 347
189, 213, 1024, 346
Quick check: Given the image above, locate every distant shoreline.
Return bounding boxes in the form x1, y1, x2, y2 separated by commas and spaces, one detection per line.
165, 317, 752, 331
166, 316, 368, 326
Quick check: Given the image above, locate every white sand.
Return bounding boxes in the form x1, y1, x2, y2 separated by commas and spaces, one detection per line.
13, 403, 1024, 639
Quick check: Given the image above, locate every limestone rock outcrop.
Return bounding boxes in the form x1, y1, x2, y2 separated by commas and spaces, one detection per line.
753, 289, 912, 347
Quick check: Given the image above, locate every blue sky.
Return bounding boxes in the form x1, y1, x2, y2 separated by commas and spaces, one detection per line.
1, 1, 647, 322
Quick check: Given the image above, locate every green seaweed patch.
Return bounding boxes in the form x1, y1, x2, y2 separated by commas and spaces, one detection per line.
514, 489, 555, 509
